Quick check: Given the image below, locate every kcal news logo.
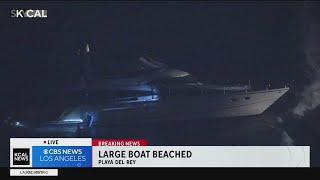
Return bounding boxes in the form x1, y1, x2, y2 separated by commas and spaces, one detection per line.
10, 9, 47, 18
13, 148, 30, 165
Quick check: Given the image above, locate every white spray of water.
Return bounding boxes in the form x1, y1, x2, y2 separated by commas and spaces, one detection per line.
293, 47, 320, 116
280, 131, 295, 146
293, 6, 320, 116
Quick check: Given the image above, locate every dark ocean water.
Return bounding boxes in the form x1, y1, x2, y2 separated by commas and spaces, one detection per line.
0, 113, 290, 166
1, 105, 320, 167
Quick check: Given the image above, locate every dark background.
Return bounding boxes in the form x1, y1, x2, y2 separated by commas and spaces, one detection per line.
0, 1, 307, 90
1, 1, 320, 167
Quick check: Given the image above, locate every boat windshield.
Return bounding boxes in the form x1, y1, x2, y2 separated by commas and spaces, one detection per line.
92, 54, 165, 78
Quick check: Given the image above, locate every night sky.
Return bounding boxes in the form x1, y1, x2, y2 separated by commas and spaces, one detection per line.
0, 1, 306, 91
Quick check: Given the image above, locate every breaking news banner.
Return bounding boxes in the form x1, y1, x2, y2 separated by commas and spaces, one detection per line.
9, 138, 310, 176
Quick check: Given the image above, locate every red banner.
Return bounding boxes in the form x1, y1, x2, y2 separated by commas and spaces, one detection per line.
92, 139, 148, 146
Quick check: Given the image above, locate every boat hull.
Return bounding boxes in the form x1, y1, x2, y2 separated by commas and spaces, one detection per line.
99, 87, 290, 124
31, 87, 289, 136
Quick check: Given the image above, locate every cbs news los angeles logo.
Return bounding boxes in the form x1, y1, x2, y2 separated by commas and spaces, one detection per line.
11, 9, 47, 18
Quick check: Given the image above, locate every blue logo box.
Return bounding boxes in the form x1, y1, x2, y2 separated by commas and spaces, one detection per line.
32, 146, 92, 168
